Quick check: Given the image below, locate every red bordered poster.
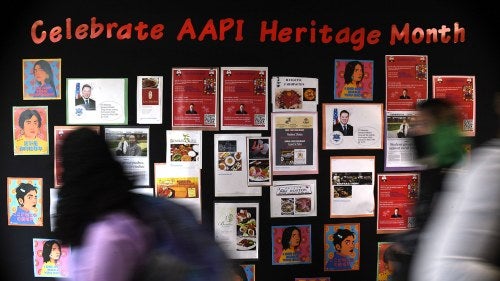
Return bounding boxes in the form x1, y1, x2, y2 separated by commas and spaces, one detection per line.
385, 55, 428, 111
220, 67, 268, 130
432, 75, 476, 136
377, 173, 419, 234
171, 67, 218, 130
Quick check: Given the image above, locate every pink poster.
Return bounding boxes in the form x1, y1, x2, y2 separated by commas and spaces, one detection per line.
271, 224, 312, 265
33, 238, 71, 278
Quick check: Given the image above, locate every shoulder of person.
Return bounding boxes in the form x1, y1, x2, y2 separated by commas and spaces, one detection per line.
131, 194, 231, 281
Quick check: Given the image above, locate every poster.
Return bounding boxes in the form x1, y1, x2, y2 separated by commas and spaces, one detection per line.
53, 126, 100, 187
66, 78, 128, 125
104, 127, 150, 186
220, 67, 268, 130
247, 136, 272, 186
33, 238, 70, 278
12, 106, 49, 156
271, 224, 312, 265
214, 133, 262, 197
322, 103, 384, 150
166, 130, 202, 169
7, 177, 43, 226
270, 179, 317, 218
384, 111, 422, 171
324, 223, 360, 271
214, 202, 259, 259
171, 67, 218, 130
271, 112, 318, 175
377, 242, 397, 281
271, 76, 319, 112
137, 75, 163, 124
385, 55, 428, 111
22, 58, 62, 100
154, 163, 201, 221
432, 75, 476, 136
334, 59, 374, 101
377, 173, 419, 234
330, 156, 375, 218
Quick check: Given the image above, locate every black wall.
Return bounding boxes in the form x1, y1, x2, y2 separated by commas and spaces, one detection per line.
1, 1, 499, 280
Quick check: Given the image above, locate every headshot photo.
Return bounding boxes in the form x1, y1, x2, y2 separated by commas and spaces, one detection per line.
332, 110, 354, 136
75, 84, 96, 110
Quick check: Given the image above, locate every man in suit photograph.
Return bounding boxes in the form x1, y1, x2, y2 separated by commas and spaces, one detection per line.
186, 103, 197, 114
236, 103, 248, 114
399, 89, 411, 99
75, 84, 96, 110
391, 208, 402, 218
332, 110, 354, 136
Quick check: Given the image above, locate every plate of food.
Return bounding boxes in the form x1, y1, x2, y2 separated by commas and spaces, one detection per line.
236, 238, 256, 251
275, 89, 302, 109
225, 155, 236, 166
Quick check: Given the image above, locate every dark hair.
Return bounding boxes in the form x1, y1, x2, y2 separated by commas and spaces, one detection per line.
339, 109, 350, 116
417, 98, 458, 125
15, 183, 37, 202
54, 127, 137, 246
42, 240, 61, 263
33, 60, 57, 95
81, 84, 92, 91
231, 264, 248, 281
383, 245, 397, 264
281, 226, 301, 250
18, 109, 42, 129
344, 60, 364, 84
333, 228, 355, 249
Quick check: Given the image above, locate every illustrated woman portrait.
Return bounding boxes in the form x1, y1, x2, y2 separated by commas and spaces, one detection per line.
278, 226, 302, 263
31, 60, 57, 98
339, 60, 365, 99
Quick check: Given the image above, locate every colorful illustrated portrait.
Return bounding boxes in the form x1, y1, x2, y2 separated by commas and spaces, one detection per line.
33, 238, 71, 278
377, 242, 397, 281
334, 59, 374, 101
22, 58, 62, 100
324, 223, 360, 271
231, 264, 255, 281
7, 177, 43, 226
12, 106, 50, 156
272, 224, 312, 265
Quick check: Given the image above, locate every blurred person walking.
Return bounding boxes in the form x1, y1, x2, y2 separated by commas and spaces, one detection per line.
54, 127, 231, 281
409, 92, 500, 281
391, 98, 466, 281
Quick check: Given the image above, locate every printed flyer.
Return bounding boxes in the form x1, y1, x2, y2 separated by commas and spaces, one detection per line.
432, 75, 476, 136
220, 67, 268, 130
171, 67, 218, 130
214, 202, 259, 260
385, 55, 428, 111
377, 173, 419, 234
137, 75, 163, 124
271, 76, 319, 112
271, 112, 318, 175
